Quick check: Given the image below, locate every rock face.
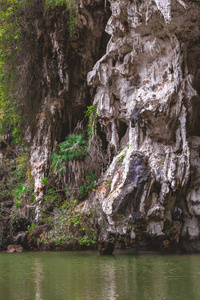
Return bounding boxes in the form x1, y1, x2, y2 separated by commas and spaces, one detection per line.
85, 0, 200, 251
29, 0, 110, 221
5, 0, 199, 252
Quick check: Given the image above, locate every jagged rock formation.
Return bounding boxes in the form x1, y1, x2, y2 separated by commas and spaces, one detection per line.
85, 0, 200, 251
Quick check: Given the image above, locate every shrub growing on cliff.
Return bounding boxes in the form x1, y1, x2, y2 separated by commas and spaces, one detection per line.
0, 150, 34, 206
40, 200, 99, 247
51, 134, 88, 176
85, 105, 105, 177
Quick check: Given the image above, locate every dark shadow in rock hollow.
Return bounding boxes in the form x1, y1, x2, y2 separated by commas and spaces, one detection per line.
112, 153, 150, 218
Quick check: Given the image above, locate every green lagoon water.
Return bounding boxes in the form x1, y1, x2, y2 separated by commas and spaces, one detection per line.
0, 250, 200, 300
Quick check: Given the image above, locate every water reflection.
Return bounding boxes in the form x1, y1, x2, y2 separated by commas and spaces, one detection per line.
1, 251, 200, 300
99, 258, 117, 299
34, 259, 42, 300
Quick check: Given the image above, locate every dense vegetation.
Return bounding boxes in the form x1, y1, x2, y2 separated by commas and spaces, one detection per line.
0, 0, 77, 143
0, 0, 106, 249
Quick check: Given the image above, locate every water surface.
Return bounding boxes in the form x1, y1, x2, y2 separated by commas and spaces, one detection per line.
0, 250, 200, 300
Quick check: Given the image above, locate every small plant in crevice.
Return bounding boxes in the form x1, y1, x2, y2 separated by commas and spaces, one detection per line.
105, 178, 112, 186
85, 105, 97, 139
85, 105, 105, 177
51, 134, 88, 178
117, 145, 129, 163
118, 155, 124, 162
80, 170, 97, 197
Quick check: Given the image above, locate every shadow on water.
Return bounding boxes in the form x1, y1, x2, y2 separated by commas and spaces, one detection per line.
1, 250, 200, 300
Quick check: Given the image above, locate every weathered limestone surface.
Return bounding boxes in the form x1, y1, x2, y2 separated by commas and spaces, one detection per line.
86, 0, 200, 251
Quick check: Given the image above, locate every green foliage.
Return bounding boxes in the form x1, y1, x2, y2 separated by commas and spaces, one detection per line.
15, 151, 32, 181
43, 188, 60, 206
27, 223, 36, 234
41, 177, 48, 185
0, 0, 77, 146
9, 205, 26, 227
85, 105, 97, 139
45, 0, 77, 36
31, 178, 100, 247
117, 146, 129, 163
0, 81, 22, 144
80, 182, 95, 196
67, 4, 77, 37
105, 179, 112, 186
59, 134, 88, 161
118, 155, 124, 162
78, 234, 97, 246
51, 134, 88, 177
45, 0, 74, 8
0, 0, 30, 144
39, 195, 99, 247
80, 171, 97, 196
85, 104, 105, 177
0, 150, 34, 206
14, 184, 29, 207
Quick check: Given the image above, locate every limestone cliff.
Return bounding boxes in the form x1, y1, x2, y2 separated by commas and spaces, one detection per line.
84, 0, 200, 252
1, 0, 200, 252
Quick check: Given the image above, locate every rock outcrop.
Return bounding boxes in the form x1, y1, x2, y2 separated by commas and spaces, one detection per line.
85, 0, 200, 251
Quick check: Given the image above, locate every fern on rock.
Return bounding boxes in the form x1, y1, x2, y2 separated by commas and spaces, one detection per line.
51, 134, 88, 177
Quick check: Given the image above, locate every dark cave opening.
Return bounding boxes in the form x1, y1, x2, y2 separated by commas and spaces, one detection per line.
117, 120, 128, 144
187, 96, 200, 137
97, 121, 108, 153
